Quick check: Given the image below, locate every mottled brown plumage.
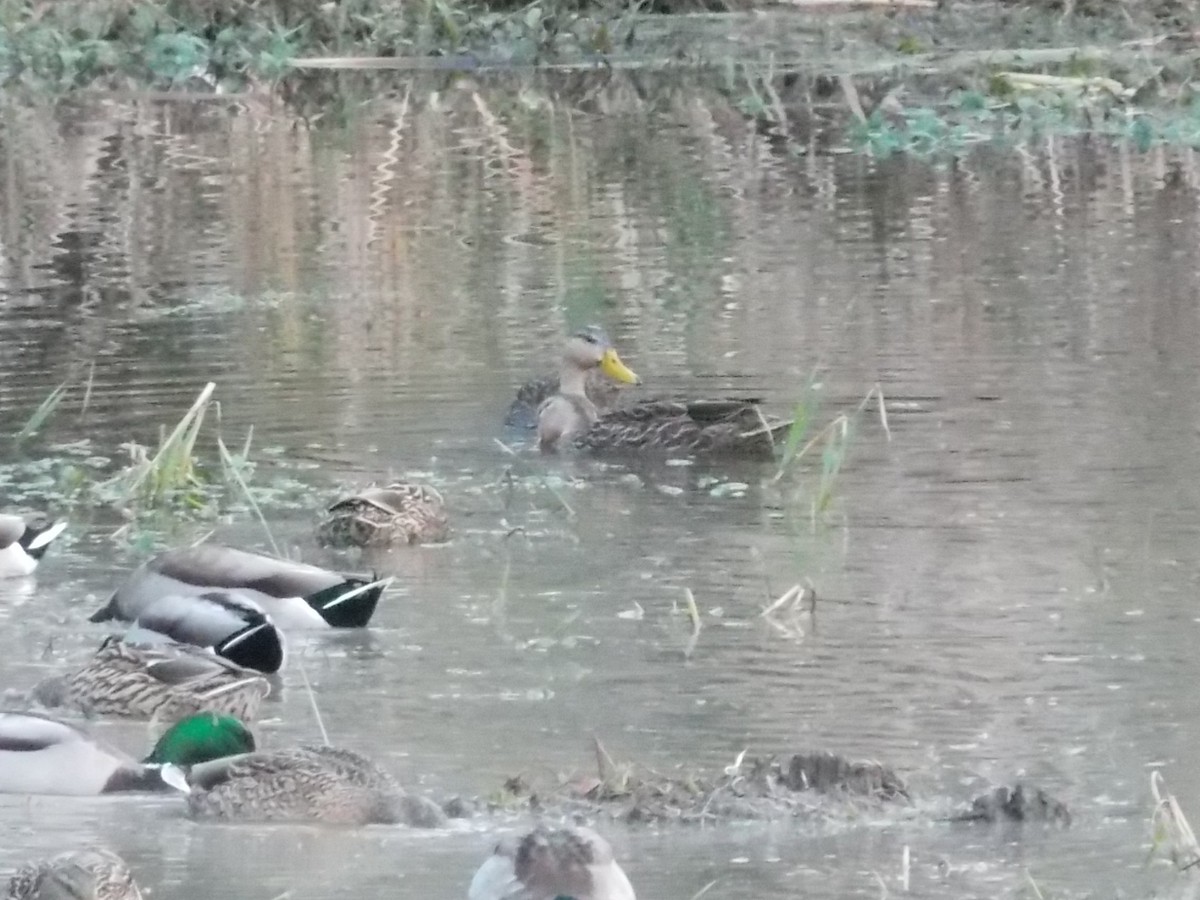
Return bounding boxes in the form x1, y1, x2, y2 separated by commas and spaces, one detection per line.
469, 826, 636, 900
185, 744, 446, 827
506, 369, 626, 429
316, 482, 449, 547
6, 849, 142, 900
573, 398, 793, 458
28, 637, 269, 722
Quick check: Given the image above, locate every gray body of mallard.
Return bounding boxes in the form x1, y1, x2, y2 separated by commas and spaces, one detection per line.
90, 543, 385, 630
0, 712, 180, 796
120, 589, 287, 674
27, 636, 270, 722
469, 825, 636, 900
6, 849, 142, 900
0, 515, 66, 578
316, 482, 449, 548
184, 744, 446, 827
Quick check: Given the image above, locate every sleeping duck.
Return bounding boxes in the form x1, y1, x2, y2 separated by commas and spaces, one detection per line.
90, 543, 387, 630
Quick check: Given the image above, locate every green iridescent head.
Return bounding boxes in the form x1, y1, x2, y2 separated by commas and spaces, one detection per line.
143, 712, 256, 767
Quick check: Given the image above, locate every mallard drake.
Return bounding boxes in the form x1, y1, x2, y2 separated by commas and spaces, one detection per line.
316, 482, 449, 548
6, 848, 143, 900
27, 636, 271, 721
124, 590, 286, 674
535, 331, 792, 458
0, 515, 66, 578
469, 825, 636, 900
89, 544, 387, 630
0, 712, 187, 795
536, 327, 642, 452
149, 712, 446, 827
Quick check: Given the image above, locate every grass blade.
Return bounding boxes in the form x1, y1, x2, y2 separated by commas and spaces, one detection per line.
14, 381, 68, 448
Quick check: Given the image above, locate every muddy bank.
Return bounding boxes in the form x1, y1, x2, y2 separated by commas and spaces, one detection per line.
455, 747, 1072, 827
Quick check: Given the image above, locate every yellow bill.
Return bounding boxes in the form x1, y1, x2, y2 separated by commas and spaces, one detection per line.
600, 348, 641, 385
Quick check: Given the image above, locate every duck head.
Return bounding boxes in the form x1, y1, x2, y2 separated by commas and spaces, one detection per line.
143, 712, 256, 769
563, 327, 640, 386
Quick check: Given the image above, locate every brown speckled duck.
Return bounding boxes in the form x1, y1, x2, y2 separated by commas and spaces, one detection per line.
316, 482, 449, 547
506, 369, 627, 430
535, 328, 792, 458
6, 848, 143, 900
469, 825, 636, 900
27, 636, 270, 722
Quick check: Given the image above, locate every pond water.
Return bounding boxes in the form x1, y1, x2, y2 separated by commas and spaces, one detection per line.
2, 77, 1200, 899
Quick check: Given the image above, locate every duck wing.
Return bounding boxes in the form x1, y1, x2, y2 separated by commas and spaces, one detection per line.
0, 712, 86, 752
576, 397, 789, 457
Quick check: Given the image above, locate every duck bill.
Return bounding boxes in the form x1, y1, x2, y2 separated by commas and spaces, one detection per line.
599, 349, 641, 385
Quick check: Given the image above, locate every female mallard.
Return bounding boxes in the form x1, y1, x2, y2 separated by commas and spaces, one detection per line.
506, 369, 629, 430
89, 543, 387, 630
535, 327, 642, 452
536, 330, 792, 458
316, 482, 449, 548
569, 397, 794, 458
146, 712, 447, 827
27, 636, 271, 721
0, 712, 188, 795
0, 515, 66, 578
469, 825, 636, 900
6, 848, 142, 900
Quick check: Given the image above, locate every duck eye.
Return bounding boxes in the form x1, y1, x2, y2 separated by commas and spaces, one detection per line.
579, 332, 598, 345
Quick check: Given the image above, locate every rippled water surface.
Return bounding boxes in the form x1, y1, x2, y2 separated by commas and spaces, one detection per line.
3, 80, 1200, 899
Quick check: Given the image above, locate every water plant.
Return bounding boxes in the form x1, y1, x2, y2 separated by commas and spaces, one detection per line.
96, 382, 215, 510
772, 382, 889, 525
3, 379, 313, 542
1149, 770, 1200, 871
12, 380, 67, 450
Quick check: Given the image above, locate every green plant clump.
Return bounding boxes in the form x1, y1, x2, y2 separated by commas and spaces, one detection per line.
0, 0, 634, 91
4, 380, 314, 541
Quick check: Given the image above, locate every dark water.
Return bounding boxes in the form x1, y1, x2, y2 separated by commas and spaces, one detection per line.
2, 82, 1200, 898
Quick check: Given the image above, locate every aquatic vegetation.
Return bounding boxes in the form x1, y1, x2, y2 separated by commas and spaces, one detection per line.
1149, 771, 1200, 871
96, 382, 215, 510
772, 383, 890, 525
0, 0, 636, 91
1, 380, 315, 540
12, 380, 66, 450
